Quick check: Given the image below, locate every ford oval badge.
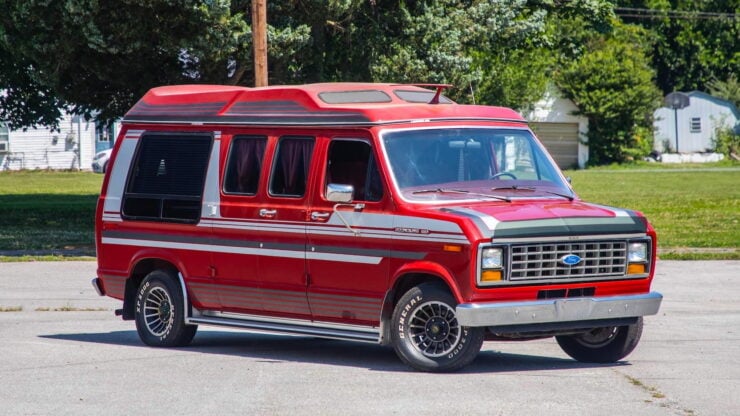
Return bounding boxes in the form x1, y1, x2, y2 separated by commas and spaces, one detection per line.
560, 254, 582, 266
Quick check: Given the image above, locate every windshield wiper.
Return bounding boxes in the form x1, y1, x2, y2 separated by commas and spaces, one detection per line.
412, 188, 511, 202
491, 186, 574, 201
412, 188, 469, 195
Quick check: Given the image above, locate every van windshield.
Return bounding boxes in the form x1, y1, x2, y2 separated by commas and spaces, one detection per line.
381, 128, 573, 202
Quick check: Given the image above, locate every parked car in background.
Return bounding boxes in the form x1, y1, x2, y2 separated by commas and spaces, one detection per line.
92, 148, 112, 173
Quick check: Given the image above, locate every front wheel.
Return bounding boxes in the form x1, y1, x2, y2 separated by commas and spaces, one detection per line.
556, 318, 643, 363
391, 283, 484, 372
135, 270, 197, 347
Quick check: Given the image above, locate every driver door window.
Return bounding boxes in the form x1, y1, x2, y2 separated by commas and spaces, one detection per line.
325, 140, 383, 202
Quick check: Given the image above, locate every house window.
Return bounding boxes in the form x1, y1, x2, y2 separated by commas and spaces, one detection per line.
122, 132, 212, 223
690, 117, 702, 133
0, 122, 9, 152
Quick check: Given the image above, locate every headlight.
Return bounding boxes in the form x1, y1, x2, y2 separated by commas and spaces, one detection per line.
481, 247, 503, 269
628, 242, 648, 263
480, 247, 504, 284
627, 242, 649, 275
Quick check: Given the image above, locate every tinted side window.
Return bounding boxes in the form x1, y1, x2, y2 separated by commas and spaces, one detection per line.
269, 136, 314, 197
326, 140, 383, 202
223, 135, 267, 195
123, 133, 212, 223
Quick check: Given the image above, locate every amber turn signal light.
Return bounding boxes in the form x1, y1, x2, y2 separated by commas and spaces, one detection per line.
481, 270, 502, 282
627, 263, 646, 275
443, 244, 463, 253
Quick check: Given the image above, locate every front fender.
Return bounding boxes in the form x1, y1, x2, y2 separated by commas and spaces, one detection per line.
390, 260, 464, 304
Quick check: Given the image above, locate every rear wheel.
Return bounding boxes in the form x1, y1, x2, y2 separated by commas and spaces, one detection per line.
556, 318, 643, 363
391, 283, 484, 372
135, 270, 197, 347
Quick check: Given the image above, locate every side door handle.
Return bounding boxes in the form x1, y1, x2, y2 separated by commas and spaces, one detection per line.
310, 211, 331, 221
259, 208, 277, 219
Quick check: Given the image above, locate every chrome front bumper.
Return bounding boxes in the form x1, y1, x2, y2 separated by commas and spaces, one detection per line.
456, 292, 662, 327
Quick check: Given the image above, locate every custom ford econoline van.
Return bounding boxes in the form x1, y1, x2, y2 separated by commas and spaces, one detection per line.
92, 83, 662, 372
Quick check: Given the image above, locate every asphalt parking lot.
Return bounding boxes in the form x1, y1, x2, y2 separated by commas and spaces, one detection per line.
1, 260, 738, 416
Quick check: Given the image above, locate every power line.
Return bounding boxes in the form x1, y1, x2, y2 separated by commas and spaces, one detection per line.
614, 7, 738, 21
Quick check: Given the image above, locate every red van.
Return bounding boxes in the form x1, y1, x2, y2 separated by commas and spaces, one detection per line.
92, 83, 662, 372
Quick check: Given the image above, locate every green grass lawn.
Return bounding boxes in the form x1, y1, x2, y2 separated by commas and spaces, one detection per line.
564, 165, 739, 259
0, 171, 102, 255
0, 166, 737, 260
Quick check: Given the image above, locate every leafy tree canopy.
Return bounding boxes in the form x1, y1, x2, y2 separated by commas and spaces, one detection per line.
708, 74, 740, 108
554, 20, 662, 164
0, 0, 243, 128
0, 0, 614, 129
615, 0, 739, 95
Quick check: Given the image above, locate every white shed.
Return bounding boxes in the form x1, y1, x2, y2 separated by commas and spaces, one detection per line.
526, 87, 589, 169
654, 91, 739, 153
0, 113, 102, 171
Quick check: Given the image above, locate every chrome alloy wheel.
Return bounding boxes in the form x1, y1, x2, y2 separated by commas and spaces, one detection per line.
408, 301, 462, 357
144, 286, 174, 336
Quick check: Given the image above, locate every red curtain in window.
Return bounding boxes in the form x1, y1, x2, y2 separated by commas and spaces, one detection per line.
234, 138, 266, 193
278, 138, 314, 195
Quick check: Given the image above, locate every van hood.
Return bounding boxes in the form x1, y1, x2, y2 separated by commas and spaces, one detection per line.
435, 200, 647, 240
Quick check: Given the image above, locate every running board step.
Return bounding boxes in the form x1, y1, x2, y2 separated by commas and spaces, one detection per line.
188, 315, 380, 343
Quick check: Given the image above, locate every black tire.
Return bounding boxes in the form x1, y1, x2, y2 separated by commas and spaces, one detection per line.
135, 270, 197, 347
391, 283, 484, 372
556, 318, 643, 363
102, 160, 109, 173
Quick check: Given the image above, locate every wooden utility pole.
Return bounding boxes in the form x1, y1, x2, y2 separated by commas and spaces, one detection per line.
252, 0, 268, 87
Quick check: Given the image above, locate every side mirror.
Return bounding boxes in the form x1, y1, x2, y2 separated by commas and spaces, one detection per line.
326, 183, 354, 203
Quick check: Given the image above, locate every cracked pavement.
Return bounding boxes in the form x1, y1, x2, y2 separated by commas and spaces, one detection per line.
0, 260, 738, 415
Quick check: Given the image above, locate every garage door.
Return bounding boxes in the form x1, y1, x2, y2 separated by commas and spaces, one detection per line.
529, 122, 579, 169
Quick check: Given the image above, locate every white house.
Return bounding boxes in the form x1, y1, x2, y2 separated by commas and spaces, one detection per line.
0, 113, 115, 171
654, 91, 739, 153
526, 87, 589, 169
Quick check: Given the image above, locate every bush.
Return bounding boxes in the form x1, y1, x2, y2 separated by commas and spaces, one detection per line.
713, 127, 739, 157
621, 125, 655, 162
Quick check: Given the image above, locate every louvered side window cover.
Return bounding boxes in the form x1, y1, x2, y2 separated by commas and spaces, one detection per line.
123, 133, 212, 223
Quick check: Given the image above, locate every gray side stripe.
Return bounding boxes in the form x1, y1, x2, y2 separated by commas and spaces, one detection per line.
101, 231, 426, 261
311, 245, 425, 260
440, 208, 496, 237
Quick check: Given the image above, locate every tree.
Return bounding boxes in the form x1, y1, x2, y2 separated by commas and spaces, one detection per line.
554, 22, 662, 165
471, 2, 615, 111
0, 0, 615, 129
0, 0, 237, 128
366, 1, 614, 105
0, 47, 65, 129
472, 48, 554, 110
614, 0, 740, 95
708, 75, 740, 108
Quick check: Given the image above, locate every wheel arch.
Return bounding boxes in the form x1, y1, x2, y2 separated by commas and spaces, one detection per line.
121, 257, 183, 320
378, 262, 463, 345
